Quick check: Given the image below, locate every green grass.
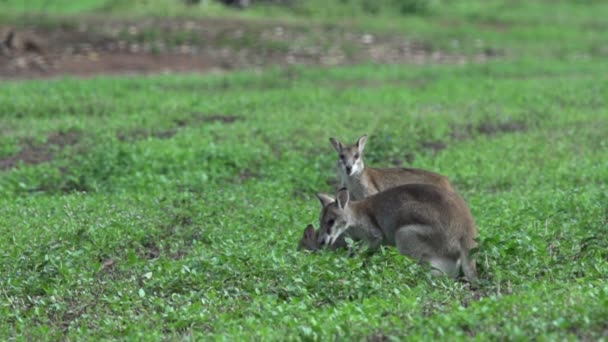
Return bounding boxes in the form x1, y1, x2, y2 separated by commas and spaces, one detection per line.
1, 0, 608, 340
1, 59, 606, 340
0, 0, 105, 14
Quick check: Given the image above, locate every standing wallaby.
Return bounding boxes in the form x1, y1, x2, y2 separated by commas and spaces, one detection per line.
316, 185, 478, 281
329, 134, 455, 200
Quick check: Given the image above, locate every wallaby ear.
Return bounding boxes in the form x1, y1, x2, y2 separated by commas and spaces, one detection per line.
303, 225, 316, 239
336, 188, 349, 210
329, 137, 343, 153
356, 134, 368, 153
316, 193, 334, 208
299, 224, 319, 251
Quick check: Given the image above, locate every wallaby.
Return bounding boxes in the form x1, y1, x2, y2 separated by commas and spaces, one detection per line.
316, 185, 478, 281
298, 225, 321, 251
298, 224, 347, 252
329, 134, 455, 200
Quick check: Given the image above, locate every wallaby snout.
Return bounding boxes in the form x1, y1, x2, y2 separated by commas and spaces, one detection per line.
298, 223, 348, 252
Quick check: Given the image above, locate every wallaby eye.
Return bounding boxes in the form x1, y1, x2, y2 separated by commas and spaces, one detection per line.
327, 219, 335, 227
339, 154, 345, 160
354, 153, 360, 159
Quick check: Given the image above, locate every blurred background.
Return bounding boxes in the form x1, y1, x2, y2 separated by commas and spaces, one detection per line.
4, 0, 600, 79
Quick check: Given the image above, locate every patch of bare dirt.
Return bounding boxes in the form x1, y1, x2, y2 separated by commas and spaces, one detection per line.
237, 168, 256, 182
420, 120, 527, 154
141, 240, 162, 260
367, 332, 391, 342
1, 17, 500, 79
420, 140, 448, 154
116, 113, 241, 142
173, 113, 242, 127
201, 114, 241, 123
392, 153, 416, 166
476, 121, 527, 136
451, 120, 527, 141
0, 130, 80, 170
330, 76, 437, 90
116, 128, 177, 142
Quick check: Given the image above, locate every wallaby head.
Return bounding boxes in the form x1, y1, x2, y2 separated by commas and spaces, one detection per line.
298, 223, 348, 252
316, 188, 351, 247
298, 224, 320, 251
329, 134, 368, 177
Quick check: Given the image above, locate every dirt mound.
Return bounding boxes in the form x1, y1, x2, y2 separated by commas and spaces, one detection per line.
0, 130, 81, 170
0, 17, 499, 79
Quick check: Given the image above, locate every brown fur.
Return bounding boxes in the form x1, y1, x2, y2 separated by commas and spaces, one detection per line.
298, 225, 319, 251
317, 184, 478, 281
366, 167, 455, 194
330, 134, 456, 200
298, 224, 347, 252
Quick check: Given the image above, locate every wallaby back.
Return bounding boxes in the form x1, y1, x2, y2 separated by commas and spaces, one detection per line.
366, 167, 455, 195
364, 184, 476, 253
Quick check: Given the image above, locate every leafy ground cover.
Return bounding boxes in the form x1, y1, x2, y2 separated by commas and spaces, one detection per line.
1, 0, 607, 340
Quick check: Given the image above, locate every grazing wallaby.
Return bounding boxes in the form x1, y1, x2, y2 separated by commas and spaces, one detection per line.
316, 185, 478, 281
298, 225, 321, 251
329, 134, 455, 200
298, 224, 347, 252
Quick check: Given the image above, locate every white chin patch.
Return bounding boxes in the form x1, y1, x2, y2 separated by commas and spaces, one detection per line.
350, 163, 362, 175
328, 236, 335, 245
328, 233, 340, 246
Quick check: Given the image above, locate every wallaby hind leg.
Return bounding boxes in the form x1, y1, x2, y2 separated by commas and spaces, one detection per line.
395, 225, 459, 278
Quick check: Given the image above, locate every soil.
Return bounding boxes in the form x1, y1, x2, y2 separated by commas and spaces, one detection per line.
116, 113, 241, 142
419, 120, 527, 154
0, 17, 499, 79
0, 130, 81, 170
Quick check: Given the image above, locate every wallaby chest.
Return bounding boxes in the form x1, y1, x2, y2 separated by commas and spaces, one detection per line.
345, 172, 377, 200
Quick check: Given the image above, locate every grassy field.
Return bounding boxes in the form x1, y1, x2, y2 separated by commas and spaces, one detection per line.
1, 1, 608, 340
